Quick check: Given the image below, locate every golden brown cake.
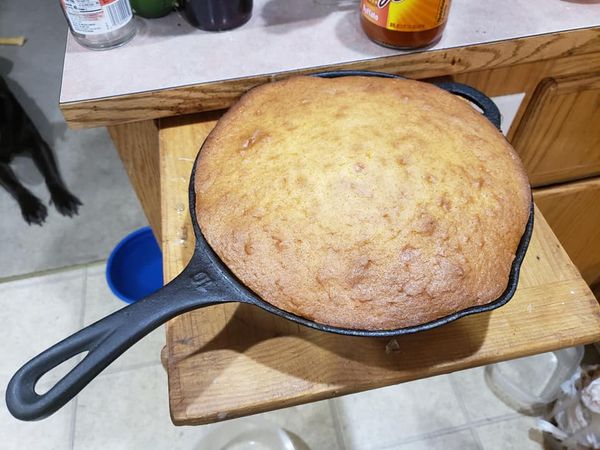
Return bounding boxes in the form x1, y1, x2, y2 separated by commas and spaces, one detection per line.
195, 76, 531, 330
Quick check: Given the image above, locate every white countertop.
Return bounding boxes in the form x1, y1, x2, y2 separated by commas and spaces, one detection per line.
60, 0, 600, 104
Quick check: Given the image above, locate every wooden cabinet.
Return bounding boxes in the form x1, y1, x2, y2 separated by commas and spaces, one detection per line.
511, 72, 600, 187
534, 179, 600, 288
508, 71, 600, 290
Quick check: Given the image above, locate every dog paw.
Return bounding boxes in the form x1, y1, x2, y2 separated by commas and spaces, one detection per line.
19, 194, 48, 226
50, 187, 83, 217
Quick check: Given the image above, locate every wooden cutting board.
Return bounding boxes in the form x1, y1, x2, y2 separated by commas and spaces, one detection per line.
159, 114, 600, 426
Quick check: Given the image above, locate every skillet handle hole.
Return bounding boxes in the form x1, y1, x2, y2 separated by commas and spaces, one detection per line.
34, 351, 89, 396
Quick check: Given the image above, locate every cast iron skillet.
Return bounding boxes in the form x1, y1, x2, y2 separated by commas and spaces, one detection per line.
6, 70, 534, 421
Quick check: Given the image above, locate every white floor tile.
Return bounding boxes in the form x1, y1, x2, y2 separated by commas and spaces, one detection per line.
201, 400, 340, 450
475, 416, 544, 450
391, 429, 479, 450
0, 270, 85, 390
73, 364, 340, 450
450, 367, 517, 421
333, 375, 468, 450
0, 390, 74, 450
84, 264, 165, 374
74, 365, 212, 450
255, 400, 340, 450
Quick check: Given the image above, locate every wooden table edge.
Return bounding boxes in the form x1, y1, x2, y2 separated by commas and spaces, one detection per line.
170, 315, 600, 426
167, 274, 600, 425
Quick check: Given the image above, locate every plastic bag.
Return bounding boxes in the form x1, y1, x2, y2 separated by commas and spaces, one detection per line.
537, 365, 600, 449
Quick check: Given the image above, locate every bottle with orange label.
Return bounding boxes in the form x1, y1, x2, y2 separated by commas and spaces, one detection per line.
360, 0, 452, 49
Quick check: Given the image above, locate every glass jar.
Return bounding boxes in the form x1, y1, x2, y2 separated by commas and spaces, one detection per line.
360, 0, 451, 49
61, 0, 137, 50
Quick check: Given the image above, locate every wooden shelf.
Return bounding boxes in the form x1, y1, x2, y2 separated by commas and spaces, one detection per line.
159, 114, 600, 426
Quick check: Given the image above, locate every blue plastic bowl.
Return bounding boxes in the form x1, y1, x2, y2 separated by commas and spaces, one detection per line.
106, 227, 163, 304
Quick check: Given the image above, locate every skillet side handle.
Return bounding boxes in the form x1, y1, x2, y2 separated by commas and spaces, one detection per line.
5, 265, 224, 422
435, 81, 502, 130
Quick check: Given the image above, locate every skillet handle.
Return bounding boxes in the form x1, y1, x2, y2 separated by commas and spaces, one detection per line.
5, 264, 227, 421
435, 81, 502, 130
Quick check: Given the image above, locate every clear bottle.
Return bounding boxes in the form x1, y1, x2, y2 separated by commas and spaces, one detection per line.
60, 0, 137, 50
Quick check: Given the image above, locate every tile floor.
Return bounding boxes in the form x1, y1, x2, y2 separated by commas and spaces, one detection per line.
1, 262, 552, 450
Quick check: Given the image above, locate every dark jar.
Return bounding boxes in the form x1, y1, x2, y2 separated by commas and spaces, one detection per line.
181, 0, 253, 32
360, 0, 451, 49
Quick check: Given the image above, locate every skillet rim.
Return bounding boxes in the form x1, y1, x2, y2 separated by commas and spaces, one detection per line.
187, 70, 534, 337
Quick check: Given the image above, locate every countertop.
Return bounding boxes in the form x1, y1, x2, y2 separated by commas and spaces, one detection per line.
60, 0, 600, 105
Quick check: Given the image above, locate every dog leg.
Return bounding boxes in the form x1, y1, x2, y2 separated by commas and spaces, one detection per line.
0, 161, 47, 225
30, 139, 82, 217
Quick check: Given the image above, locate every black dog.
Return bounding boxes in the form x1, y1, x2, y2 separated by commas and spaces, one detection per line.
0, 76, 81, 225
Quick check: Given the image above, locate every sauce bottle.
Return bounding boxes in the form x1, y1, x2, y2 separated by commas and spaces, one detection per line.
360, 0, 451, 49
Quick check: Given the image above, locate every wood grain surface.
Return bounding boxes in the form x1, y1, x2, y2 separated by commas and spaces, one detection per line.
511, 72, 600, 187
62, 28, 600, 128
534, 178, 600, 287
451, 53, 600, 141
159, 114, 600, 426
108, 120, 162, 238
